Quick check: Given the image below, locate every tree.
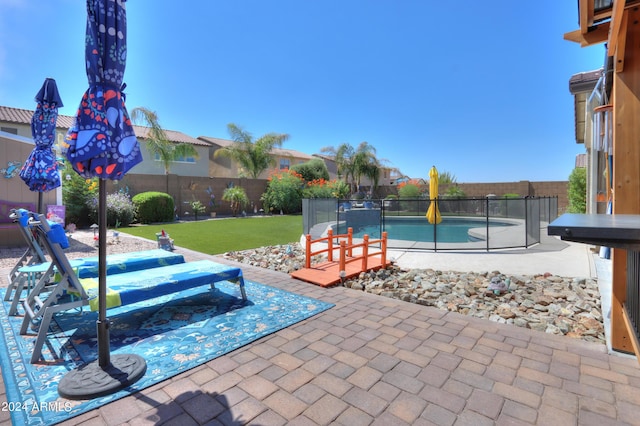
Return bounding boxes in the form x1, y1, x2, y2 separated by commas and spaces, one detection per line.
567, 167, 587, 213
321, 141, 383, 196
222, 186, 250, 217
438, 171, 457, 184
131, 107, 200, 192
214, 123, 289, 179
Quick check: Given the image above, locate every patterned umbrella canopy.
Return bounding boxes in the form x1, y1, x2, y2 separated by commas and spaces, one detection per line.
64, 0, 142, 180
19, 78, 63, 193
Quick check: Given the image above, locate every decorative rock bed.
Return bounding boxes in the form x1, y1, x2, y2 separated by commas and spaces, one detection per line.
223, 243, 605, 345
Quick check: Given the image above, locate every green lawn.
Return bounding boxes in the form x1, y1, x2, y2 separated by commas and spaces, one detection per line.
121, 215, 303, 254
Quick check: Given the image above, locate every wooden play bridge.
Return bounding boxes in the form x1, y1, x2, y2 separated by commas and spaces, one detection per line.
290, 228, 391, 287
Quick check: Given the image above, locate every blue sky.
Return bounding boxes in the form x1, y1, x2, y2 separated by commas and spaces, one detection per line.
0, 1, 605, 182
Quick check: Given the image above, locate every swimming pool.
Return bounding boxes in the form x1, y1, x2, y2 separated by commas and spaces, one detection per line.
341, 217, 515, 243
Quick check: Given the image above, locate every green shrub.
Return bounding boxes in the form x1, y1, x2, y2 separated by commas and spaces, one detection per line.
132, 191, 175, 223
567, 167, 586, 213
222, 186, 250, 216
443, 186, 466, 199
88, 191, 136, 227
61, 162, 98, 227
302, 179, 350, 199
190, 200, 206, 220
398, 183, 421, 199
290, 158, 330, 182
261, 170, 304, 214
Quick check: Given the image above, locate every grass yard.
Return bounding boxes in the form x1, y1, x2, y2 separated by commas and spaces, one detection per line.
121, 215, 303, 255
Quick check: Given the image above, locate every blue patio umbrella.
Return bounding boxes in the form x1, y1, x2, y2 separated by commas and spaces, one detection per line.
59, 0, 145, 400
19, 78, 63, 213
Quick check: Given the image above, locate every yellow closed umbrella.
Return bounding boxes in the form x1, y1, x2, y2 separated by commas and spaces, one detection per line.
426, 166, 442, 224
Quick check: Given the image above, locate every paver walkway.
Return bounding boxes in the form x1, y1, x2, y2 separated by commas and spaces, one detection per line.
1, 251, 639, 425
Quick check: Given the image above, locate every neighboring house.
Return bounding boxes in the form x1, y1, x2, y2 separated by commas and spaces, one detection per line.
0, 130, 61, 246
131, 126, 210, 177
0, 105, 210, 178
568, 69, 606, 214
198, 136, 314, 179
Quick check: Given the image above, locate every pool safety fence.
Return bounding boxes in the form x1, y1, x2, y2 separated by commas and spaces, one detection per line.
302, 196, 558, 251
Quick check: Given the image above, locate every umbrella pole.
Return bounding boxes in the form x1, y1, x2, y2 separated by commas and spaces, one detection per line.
38, 192, 43, 215
97, 179, 110, 367
58, 179, 146, 400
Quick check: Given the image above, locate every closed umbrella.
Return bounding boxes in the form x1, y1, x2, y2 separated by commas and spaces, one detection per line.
19, 78, 63, 214
59, 0, 145, 400
426, 166, 442, 224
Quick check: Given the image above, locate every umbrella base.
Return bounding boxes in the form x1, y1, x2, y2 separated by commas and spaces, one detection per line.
58, 354, 146, 400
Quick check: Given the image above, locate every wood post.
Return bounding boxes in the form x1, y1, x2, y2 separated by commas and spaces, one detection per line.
611, 7, 640, 355
305, 234, 311, 269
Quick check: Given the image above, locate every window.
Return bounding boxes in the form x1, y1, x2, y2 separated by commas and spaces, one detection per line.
279, 158, 290, 170
154, 153, 196, 163
0, 127, 18, 135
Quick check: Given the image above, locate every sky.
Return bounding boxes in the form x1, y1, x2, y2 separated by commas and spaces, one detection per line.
0, 1, 606, 183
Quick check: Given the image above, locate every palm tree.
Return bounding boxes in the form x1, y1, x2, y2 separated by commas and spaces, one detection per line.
321, 141, 383, 196
131, 107, 200, 193
222, 186, 249, 217
321, 143, 355, 191
352, 142, 381, 194
214, 123, 289, 179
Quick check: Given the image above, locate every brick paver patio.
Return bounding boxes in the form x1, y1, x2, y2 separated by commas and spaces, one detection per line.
2, 251, 639, 425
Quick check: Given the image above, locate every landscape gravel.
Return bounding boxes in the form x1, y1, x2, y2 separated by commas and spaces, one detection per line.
0, 229, 605, 345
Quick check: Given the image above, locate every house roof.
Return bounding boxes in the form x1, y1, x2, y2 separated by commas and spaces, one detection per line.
568, 69, 602, 145
0, 105, 208, 147
198, 135, 314, 160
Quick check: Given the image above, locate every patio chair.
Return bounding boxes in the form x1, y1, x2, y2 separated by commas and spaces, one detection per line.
5, 209, 47, 296
21, 213, 247, 363
5, 210, 186, 316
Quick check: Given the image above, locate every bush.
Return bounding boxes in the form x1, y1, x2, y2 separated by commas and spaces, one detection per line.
222, 186, 249, 216
398, 182, 421, 199
290, 158, 330, 182
132, 191, 175, 223
88, 192, 136, 227
61, 162, 98, 227
443, 186, 466, 199
302, 179, 350, 199
261, 170, 304, 214
567, 167, 586, 213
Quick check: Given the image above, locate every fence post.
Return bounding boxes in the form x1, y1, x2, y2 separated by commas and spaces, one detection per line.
362, 235, 369, 271
486, 198, 490, 251
305, 234, 311, 268
381, 231, 387, 266
327, 229, 333, 262
347, 227, 353, 258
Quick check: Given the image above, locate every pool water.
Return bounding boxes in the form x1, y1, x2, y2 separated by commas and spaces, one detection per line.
344, 217, 514, 243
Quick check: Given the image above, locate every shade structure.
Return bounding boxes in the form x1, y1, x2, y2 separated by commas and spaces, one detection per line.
426, 166, 442, 224
19, 78, 63, 213
59, 0, 145, 400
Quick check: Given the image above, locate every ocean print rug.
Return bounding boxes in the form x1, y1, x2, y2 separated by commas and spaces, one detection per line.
0, 280, 333, 425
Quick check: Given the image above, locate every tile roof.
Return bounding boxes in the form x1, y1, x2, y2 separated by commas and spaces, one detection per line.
0, 105, 208, 147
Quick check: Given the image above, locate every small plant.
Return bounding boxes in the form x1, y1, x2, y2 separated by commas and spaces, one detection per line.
190, 200, 206, 221
223, 186, 250, 217
88, 191, 136, 227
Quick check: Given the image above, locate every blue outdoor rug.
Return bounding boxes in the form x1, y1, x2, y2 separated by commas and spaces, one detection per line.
0, 280, 333, 425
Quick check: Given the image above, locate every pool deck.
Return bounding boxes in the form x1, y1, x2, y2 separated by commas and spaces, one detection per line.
3, 232, 640, 425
